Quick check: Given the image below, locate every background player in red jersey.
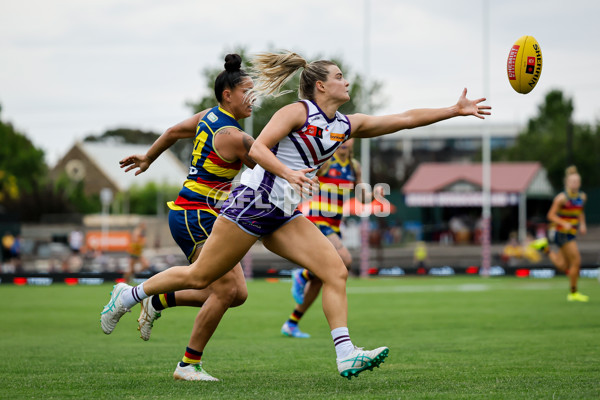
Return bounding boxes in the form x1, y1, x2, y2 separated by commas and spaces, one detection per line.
532, 165, 588, 301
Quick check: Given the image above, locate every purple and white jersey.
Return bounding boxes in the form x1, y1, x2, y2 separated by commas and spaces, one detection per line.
240, 100, 352, 215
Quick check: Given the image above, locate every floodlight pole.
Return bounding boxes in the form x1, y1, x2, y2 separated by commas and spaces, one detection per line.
359, 0, 372, 278
481, 0, 492, 276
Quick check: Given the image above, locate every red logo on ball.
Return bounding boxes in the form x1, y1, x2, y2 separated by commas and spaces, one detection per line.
507, 45, 519, 80
526, 56, 535, 74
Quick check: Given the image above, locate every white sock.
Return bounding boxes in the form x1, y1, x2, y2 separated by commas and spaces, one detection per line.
121, 282, 148, 309
331, 327, 355, 359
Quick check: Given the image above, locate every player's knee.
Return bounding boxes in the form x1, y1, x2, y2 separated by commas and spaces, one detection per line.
331, 261, 348, 282
185, 261, 212, 290
568, 253, 581, 268
187, 275, 211, 290
230, 285, 248, 308
213, 281, 247, 308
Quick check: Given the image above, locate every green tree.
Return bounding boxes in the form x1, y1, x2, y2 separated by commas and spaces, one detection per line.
0, 104, 105, 220
53, 173, 102, 214
0, 104, 47, 194
493, 90, 600, 190
0, 170, 19, 204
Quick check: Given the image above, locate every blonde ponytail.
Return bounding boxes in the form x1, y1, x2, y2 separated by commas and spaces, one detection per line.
250, 51, 337, 101
250, 51, 308, 98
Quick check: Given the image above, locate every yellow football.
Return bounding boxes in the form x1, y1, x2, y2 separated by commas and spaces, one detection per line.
506, 35, 543, 94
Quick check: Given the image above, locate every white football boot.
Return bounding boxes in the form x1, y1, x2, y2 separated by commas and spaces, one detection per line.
100, 283, 131, 334
138, 297, 161, 341
173, 363, 219, 381
337, 346, 389, 379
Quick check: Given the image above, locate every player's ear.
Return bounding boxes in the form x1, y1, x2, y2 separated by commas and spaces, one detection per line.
222, 88, 232, 103
316, 80, 326, 93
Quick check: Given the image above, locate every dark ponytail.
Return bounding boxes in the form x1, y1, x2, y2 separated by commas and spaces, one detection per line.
214, 54, 248, 102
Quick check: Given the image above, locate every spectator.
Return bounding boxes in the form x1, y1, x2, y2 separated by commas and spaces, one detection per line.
10, 234, 22, 273
501, 232, 522, 266
522, 233, 542, 263
1, 232, 15, 272
413, 241, 429, 269
69, 230, 84, 254
124, 222, 150, 282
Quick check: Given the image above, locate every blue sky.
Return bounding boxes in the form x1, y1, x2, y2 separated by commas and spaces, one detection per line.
1, 0, 599, 165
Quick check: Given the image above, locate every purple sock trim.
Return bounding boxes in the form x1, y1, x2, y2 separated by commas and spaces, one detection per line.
334, 335, 351, 346
131, 286, 141, 303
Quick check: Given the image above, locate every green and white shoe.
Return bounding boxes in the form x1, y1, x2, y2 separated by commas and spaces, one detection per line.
173, 362, 219, 381
100, 283, 131, 334
337, 346, 389, 379
138, 297, 161, 341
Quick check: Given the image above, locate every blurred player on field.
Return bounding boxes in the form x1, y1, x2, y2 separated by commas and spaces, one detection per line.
123, 222, 150, 283
531, 166, 588, 301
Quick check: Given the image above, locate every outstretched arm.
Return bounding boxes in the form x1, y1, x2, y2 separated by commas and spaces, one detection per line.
579, 193, 587, 235
248, 103, 318, 197
119, 109, 209, 175
349, 88, 491, 139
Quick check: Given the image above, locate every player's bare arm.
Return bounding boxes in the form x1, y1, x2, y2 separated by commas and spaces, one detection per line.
239, 133, 257, 169
349, 89, 490, 139
579, 193, 587, 234
214, 127, 256, 169
120, 109, 210, 175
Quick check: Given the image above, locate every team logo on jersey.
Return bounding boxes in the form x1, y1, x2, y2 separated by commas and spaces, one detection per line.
207, 112, 218, 123
569, 198, 583, 206
330, 132, 345, 142
305, 125, 323, 138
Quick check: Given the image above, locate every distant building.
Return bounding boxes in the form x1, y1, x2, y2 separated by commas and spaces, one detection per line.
371, 122, 521, 186
402, 162, 554, 243
50, 141, 187, 196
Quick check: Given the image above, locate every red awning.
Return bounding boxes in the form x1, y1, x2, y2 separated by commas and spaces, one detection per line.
402, 162, 544, 207
402, 162, 542, 194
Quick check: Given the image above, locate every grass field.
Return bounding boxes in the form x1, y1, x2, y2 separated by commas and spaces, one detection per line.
2, 276, 600, 399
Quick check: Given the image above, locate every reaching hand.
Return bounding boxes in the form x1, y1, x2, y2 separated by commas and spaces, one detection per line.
286, 168, 319, 199
456, 88, 491, 119
119, 154, 152, 176
561, 222, 573, 232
